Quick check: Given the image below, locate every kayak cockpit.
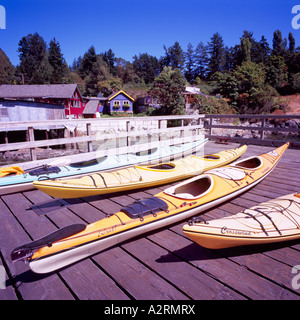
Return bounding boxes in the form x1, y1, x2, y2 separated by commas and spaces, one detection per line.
70, 157, 107, 168
135, 148, 158, 156
231, 156, 262, 170
164, 175, 214, 200
137, 163, 176, 171
203, 154, 220, 160
147, 163, 175, 170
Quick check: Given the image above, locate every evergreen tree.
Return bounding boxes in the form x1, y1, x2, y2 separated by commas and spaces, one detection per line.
288, 32, 296, 53
256, 36, 271, 64
132, 53, 160, 84
116, 58, 140, 84
85, 55, 111, 96
224, 45, 238, 72
70, 56, 82, 72
239, 31, 262, 63
207, 33, 225, 78
184, 43, 195, 83
17, 32, 52, 84
78, 46, 97, 79
0, 49, 15, 84
272, 30, 286, 57
48, 37, 67, 83
101, 49, 117, 76
161, 42, 185, 71
240, 38, 252, 63
194, 42, 208, 79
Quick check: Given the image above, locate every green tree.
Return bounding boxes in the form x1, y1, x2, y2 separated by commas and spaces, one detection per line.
48, 38, 68, 83
265, 55, 288, 90
70, 56, 82, 71
0, 49, 15, 84
132, 53, 160, 84
85, 55, 111, 96
184, 43, 196, 83
149, 66, 186, 115
101, 49, 117, 76
239, 31, 262, 64
219, 73, 239, 107
256, 36, 271, 64
288, 32, 296, 53
232, 61, 266, 113
272, 30, 287, 57
161, 42, 185, 71
224, 45, 239, 72
116, 58, 140, 84
234, 61, 265, 95
17, 32, 52, 84
98, 77, 123, 97
207, 33, 225, 78
194, 42, 208, 79
240, 38, 251, 63
78, 46, 97, 79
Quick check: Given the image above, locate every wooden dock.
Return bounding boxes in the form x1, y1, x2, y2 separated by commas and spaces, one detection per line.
0, 141, 300, 300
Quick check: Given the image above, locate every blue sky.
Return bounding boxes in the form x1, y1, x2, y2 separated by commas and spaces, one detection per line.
0, 0, 299, 66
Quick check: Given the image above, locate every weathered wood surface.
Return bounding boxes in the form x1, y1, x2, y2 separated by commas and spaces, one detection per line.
0, 141, 300, 300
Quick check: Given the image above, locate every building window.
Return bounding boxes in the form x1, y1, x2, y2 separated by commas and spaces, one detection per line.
113, 100, 120, 109
123, 100, 130, 108
71, 99, 81, 108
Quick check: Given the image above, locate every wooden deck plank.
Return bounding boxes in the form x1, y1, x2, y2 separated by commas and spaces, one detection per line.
0, 198, 75, 300
148, 229, 299, 300
58, 259, 131, 300
1, 141, 300, 300
92, 246, 189, 300
123, 234, 245, 300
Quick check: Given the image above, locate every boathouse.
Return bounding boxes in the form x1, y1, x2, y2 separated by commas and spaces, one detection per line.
0, 84, 86, 120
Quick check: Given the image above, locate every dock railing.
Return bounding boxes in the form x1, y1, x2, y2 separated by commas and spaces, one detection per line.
204, 114, 300, 147
0, 113, 299, 168
0, 115, 205, 169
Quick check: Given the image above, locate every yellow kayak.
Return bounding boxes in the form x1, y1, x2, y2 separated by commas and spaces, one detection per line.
183, 192, 300, 249
11, 143, 288, 274
33, 145, 247, 198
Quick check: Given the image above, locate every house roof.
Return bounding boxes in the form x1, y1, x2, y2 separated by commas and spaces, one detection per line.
107, 90, 134, 101
83, 99, 100, 114
0, 84, 82, 100
183, 86, 201, 95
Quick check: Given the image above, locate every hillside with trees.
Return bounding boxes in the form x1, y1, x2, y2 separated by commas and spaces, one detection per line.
1, 30, 300, 115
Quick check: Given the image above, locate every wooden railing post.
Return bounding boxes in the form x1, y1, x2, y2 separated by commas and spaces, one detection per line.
209, 117, 213, 136
260, 118, 265, 140
28, 126, 37, 161
126, 120, 131, 147
86, 122, 92, 152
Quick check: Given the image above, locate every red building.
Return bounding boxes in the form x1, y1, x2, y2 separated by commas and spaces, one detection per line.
0, 84, 86, 119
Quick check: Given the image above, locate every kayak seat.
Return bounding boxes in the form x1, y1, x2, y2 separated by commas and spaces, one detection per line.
121, 197, 168, 220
